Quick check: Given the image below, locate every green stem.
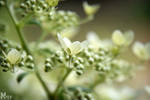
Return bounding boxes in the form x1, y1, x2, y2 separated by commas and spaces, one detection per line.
5, 2, 53, 100
54, 57, 73, 98
5, 4, 31, 54
80, 15, 94, 25
54, 69, 72, 95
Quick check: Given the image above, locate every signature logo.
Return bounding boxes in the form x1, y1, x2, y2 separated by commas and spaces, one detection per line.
0, 92, 12, 100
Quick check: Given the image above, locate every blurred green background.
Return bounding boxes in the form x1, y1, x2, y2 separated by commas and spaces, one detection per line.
0, 0, 150, 100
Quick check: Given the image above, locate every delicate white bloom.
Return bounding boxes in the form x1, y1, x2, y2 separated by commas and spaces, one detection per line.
87, 32, 113, 50
7, 49, 21, 64
57, 34, 88, 55
83, 2, 100, 16
112, 30, 134, 46
87, 32, 101, 50
132, 42, 150, 60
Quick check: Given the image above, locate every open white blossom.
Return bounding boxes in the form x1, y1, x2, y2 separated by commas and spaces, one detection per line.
57, 34, 88, 55
7, 49, 21, 64
112, 30, 134, 46
87, 32, 113, 50
132, 42, 150, 60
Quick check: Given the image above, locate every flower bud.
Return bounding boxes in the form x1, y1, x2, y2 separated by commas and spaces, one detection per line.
45, 63, 52, 72
76, 64, 84, 70
88, 57, 94, 64
76, 70, 83, 75
18, 61, 24, 67
26, 63, 34, 69
26, 55, 33, 62
7, 49, 21, 65
83, 2, 100, 16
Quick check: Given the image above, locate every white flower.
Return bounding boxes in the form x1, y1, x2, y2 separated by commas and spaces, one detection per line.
57, 34, 88, 55
87, 32, 113, 50
132, 42, 150, 60
112, 30, 134, 46
83, 2, 100, 16
7, 49, 21, 64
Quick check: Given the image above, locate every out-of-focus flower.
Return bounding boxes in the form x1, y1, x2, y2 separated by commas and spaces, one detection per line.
7, 49, 21, 65
132, 42, 150, 60
57, 34, 88, 55
87, 32, 113, 51
145, 86, 150, 95
46, 0, 59, 6
83, 2, 100, 16
61, 27, 78, 39
112, 30, 134, 46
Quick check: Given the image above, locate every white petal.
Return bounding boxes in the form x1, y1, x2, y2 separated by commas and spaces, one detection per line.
57, 33, 71, 49
7, 49, 21, 64
87, 32, 100, 49
132, 42, 148, 60
112, 30, 125, 46
70, 41, 82, 55
63, 37, 72, 47
124, 30, 134, 46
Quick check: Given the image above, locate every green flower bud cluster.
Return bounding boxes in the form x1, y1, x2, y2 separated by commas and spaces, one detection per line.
60, 87, 94, 100
100, 59, 135, 83
0, 39, 10, 52
18, 54, 35, 69
0, 56, 10, 72
73, 57, 85, 75
41, 10, 79, 34
44, 50, 65, 72
0, 0, 5, 7
80, 47, 112, 72
20, 0, 52, 16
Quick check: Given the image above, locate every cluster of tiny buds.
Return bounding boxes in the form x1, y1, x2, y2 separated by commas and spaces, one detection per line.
0, 39, 10, 52
18, 55, 34, 69
73, 57, 85, 75
20, 0, 50, 16
63, 87, 95, 100
75, 88, 94, 100
81, 47, 111, 72
44, 50, 64, 72
0, 56, 10, 72
0, 0, 5, 6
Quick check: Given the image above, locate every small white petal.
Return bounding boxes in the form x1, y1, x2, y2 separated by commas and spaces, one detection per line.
7, 49, 21, 64
124, 30, 134, 46
132, 42, 148, 60
112, 30, 125, 46
57, 33, 71, 50
70, 41, 82, 55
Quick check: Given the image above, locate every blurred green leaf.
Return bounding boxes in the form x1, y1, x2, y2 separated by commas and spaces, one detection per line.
17, 72, 29, 83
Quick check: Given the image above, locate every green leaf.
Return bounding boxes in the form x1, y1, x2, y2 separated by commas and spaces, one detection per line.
17, 72, 29, 83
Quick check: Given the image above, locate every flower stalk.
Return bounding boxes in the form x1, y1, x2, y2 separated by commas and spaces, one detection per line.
5, 1, 53, 100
